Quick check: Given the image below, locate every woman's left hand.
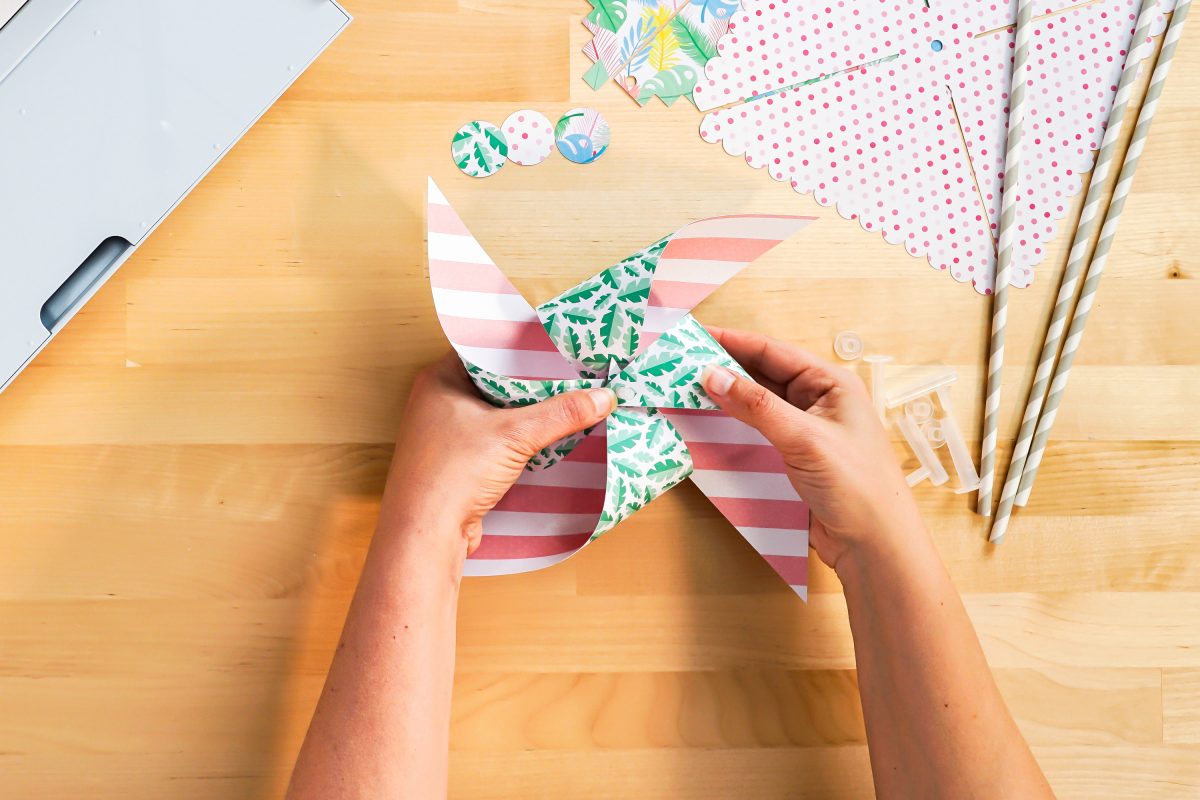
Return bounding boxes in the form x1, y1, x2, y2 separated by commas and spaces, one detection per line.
379, 352, 616, 557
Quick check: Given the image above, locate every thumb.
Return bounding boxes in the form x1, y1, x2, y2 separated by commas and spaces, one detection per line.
701, 364, 814, 448
501, 387, 617, 457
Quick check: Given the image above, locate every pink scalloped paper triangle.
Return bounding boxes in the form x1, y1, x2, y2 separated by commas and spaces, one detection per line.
693, 0, 1175, 293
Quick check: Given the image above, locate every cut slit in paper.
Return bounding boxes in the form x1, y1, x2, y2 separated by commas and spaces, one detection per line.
693, 0, 1177, 293
427, 177, 817, 598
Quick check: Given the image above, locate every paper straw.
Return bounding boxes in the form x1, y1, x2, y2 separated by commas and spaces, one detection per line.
988, 0, 1161, 542
977, 0, 1035, 517
1011, 0, 1192, 509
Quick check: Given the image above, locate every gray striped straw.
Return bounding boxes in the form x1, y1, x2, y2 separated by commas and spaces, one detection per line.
989, 0, 1162, 543
1014, 0, 1192, 509
978, 0, 1035, 517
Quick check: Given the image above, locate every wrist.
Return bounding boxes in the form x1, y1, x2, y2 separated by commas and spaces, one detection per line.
375, 493, 470, 567
833, 507, 937, 591
381, 468, 472, 530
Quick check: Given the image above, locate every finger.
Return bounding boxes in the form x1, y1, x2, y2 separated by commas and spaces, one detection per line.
701, 364, 816, 448
704, 331, 787, 395
708, 327, 841, 411
732, 364, 788, 399
498, 388, 617, 457
430, 351, 475, 388
418, 352, 493, 411
709, 327, 839, 386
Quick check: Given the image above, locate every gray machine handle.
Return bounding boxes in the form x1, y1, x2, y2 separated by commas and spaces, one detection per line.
39, 235, 130, 331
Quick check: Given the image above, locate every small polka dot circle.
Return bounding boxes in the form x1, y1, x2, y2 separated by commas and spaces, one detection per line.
502, 110, 554, 166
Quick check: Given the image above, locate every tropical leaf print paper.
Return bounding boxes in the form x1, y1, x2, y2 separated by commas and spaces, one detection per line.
619, 16, 654, 77
637, 64, 700, 106
537, 236, 668, 375
451, 121, 507, 178
671, 14, 718, 63
555, 107, 611, 164
585, 0, 628, 32
464, 361, 602, 470
427, 178, 816, 598
608, 316, 748, 409
581, 0, 729, 106
644, 5, 680, 71
596, 407, 692, 535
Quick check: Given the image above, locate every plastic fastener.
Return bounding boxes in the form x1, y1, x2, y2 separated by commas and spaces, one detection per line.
863, 354, 892, 420
834, 330, 864, 361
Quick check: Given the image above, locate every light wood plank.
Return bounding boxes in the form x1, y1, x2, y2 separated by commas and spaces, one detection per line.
1, 2, 1198, 797
1164, 669, 1200, 744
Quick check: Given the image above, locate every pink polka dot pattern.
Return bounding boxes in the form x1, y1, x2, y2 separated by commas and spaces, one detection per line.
1007, 0, 1173, 285
503, 110, 554, 166
694, 0, 1175, 293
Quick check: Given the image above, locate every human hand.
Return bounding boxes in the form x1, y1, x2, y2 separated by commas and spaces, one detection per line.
700, 328, 923, 572
381, 353, 616, 556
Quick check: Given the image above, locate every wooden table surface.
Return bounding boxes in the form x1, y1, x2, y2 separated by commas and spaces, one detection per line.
2, 2, 1198, 797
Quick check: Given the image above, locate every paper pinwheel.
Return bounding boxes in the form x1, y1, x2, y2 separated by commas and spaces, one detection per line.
427, 179, 816, 598
692, 0, 1176, 292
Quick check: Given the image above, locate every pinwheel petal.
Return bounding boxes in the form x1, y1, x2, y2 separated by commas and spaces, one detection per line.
608, 315, 745, 410
464, 427, 609, 576
427, 179, 579, 380
639, 214, 815, 351
663, 409, 810, 600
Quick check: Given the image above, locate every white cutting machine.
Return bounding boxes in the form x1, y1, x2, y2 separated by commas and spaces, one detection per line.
0, 0, 350, 393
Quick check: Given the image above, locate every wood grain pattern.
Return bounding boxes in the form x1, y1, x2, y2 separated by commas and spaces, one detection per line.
0, 1, 1197, 796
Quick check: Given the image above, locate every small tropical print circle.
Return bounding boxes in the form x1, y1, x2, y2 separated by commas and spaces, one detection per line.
555, 107, 610, 165
502, 110, 554, 166
451, 121, 508, 178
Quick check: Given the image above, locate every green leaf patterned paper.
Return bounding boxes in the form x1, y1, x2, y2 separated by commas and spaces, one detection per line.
636, 64, 699, 106
608, 316, 747, 410
585, 0, 628, 33
451, 121, 508, 178
595, 407, 693, 536
463, 361, 601, 469
463, 362, 598, 408
583, 59, 611, 90
536, 236, 669, 376
670, 14, 718, 64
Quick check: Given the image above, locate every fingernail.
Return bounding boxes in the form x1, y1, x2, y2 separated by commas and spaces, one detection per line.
702, 364, 735, 396
589, 388, 617, 416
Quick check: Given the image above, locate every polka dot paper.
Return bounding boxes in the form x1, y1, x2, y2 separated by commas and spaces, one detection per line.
694, 0, 1176, 293
555, 107, 611, 164
502, 110, 554, 166
451, 121, 507, 178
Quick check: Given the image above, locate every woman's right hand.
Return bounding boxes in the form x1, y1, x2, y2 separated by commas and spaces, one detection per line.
701, 327, 924, 572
